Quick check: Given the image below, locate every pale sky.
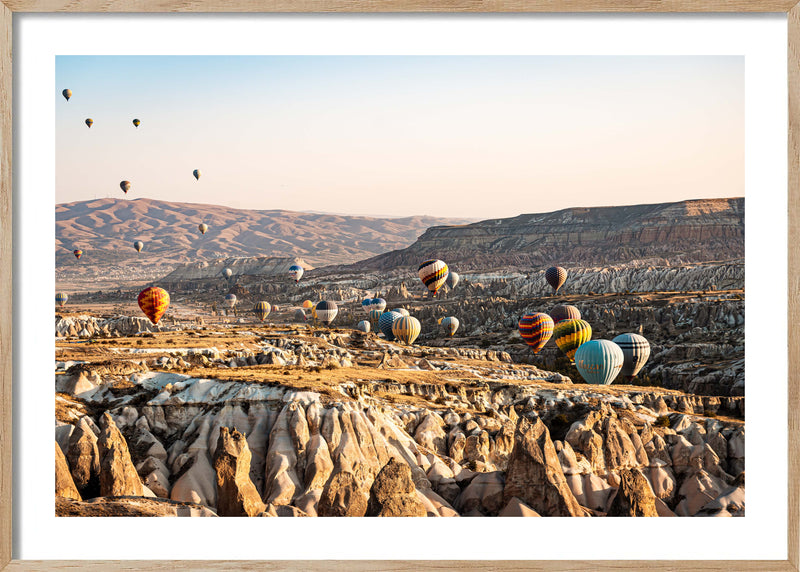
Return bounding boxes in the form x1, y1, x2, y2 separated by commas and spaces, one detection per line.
56, 56, 743, 219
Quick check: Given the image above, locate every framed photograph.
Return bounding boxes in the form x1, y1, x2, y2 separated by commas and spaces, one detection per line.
2, 3, 797, 570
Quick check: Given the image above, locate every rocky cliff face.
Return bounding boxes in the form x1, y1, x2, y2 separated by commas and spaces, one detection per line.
160, 256, 312, 284
357, 198, 743, 270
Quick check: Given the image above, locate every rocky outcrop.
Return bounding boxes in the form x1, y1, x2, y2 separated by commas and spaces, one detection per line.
96, 412, 144, 497
56, 496, 217, 517
56, 442, 82, 501
317, 471, 369, 517
366, 459, 426, 517
66, 417, 100, 496
607, 468, 658, 517
213, 427, 266, 517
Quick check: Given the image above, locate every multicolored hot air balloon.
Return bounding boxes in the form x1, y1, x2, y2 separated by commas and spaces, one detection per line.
446, 271, 460, 290
294, 309, 307, 322
138, 287, 170, 325
222, 267, 233, 280
55, 292, 68, 307
392, 316, 421, 345
133, 241, 144, 253
62, 89, 72, 101
574, 340, 624, 385
224, 294, 237, 309
357, 320, 371, 333
612, 333, 651, 381
85, 118, 93, 128
550, 304, 581, 324
379, 311, 402, 341
394, 308, 410, 317
441, 316, 460, 336
371, 298, 387, 313
418, 259, 449, 295
253, 301, 271, 321
368, 308, 383, 327
303, 300, 314, 309
193, 169, 201, 180
133, 118, 141, 128
518, 313, 554, 353
315, 300, 338, 325
553, 319, 592, 361
198, 223, 208, 235
545, 266, 568, 293
73, 249, 83, 260
289, 264, 304, 283
120, 181, 131, 195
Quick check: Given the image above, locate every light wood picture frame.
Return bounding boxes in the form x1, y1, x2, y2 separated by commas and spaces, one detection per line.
1, 2, 796, 570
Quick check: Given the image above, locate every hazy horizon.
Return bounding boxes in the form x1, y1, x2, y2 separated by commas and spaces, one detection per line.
57, 56, 744, 219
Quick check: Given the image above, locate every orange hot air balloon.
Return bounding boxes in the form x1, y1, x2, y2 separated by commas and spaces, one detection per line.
138, 286, 170, 325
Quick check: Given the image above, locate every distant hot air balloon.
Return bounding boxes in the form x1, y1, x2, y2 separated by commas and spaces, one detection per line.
302, 300, 313, 309
133, 241, 144, 253
357, 320, 371, 333
574, 340, 624, 385
224, 293, 237, 309
361, 298, 373, 313
550, 304, 581, 324
441, 316, 460, 337
62, 89, 72, 101
55, 292, 68, 307
253, 301, 271, 321
73, 249, 82, 260
518, 313, 554, 353
394, 308, 410, 317
379, 311, 403, 341
198, 223, 208, 235
368, 308, 383, 327
315, 300, 338, 325
222, 267, 233, 280
553, 319, 592, 361
289, 264, 304, 283
138, 286, 170, 325
392, 316, 421, 345
612, 333, 651, 381
85, 118, 93, 128
446, 271, 460, 290
545, 266, 568, 293
294, 309, 307, 322
418, 259, 449, 295
371, 298, 387, 313
132, 118, 141, 128
193, 169, 201, 180
120, 181, 131, 195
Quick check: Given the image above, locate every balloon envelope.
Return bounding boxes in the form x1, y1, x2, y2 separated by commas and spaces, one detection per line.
550, 304, 581, 324
294, 309, 307, 322
193, 169, 201, 180
371, 298, 387, 312
133, 241, 144, 253
518, 313, 554, 352
361, 298, 372, 313
357, 320, 371, 333
62, 89, 72, 101
138, 287, 170, 325
253, 301, 271, 321
132, 119, 141, 127
446, 271, 460, 289
222, 268, 233, 279
575, 340, 624, 385
55, 292, 68, 307
120, 181, 131, 194
315, 300, 338, 325
394, 308, 410, 317
368, 308, 383, 326
85, 118, 93, 128
73, 249, 83, 260
612, 333, 651, 379
289, 264, 304, 283
224, 294, 237, 308
198, 223, 208, 235
302, 300, 314, 309
545, 266, 568, 292
553, 319, 592, 361
379, 311, 402, 341
418, 259, 449, 295
392, 316, 421, 345
441, 316, 460, 336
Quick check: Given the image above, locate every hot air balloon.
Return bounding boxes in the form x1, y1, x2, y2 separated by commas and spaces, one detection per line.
193, 169, 201, 180
289, 264, 304, 283
574, 340, 624, 385
133, 241, 144, 253
222, 267, 233, 280
553, 319, 592, 361
418, 259, 449, 295
253, 301, 271, 321
361, 298, 373, 313
55, 292, 68, 307
294, 309, 307, 322
302, 300, 314, 309
379, 311, 402, 341
441, 316, 460, 336
446, 271, 460, 290
73, 249, 82, 260
133, 118, 141, 128
224, 294, 237, 309
85, 118, 93, 128
120, 181, 131, 194
612, 333, 651, 381
518, 313, 554, 353
545, 266, 568, 293
368, 308, 383, 327
394, 308, 410, 317
315, 300, 338, 325
371, 298, 387, 313
357, 320, 371, 333
550, 304, 581, 324
392, 316, 421, 345
62, 89, 72, 101
138, 286, 170, 325
198, 223, 208, 235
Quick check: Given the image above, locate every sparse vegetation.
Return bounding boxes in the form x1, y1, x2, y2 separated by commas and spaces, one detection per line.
655, 415, 671, 428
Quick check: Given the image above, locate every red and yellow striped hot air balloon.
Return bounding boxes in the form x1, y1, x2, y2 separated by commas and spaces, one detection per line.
72, 249, 83, 260
138, 286, 170, 325
518, 312, 554, 353
418, 259, 448, 296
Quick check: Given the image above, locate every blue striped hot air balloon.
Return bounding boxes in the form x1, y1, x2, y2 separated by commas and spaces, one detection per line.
55, 292, 68, 307
379, 311, 402, 341
612, 333, 651, 381
289, 264, 304, 283
574, 340, 624, 385
368, 308, 383, 327
371, 298, 387, 312
392, 316, 421, 345
361, 298, 373, 313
